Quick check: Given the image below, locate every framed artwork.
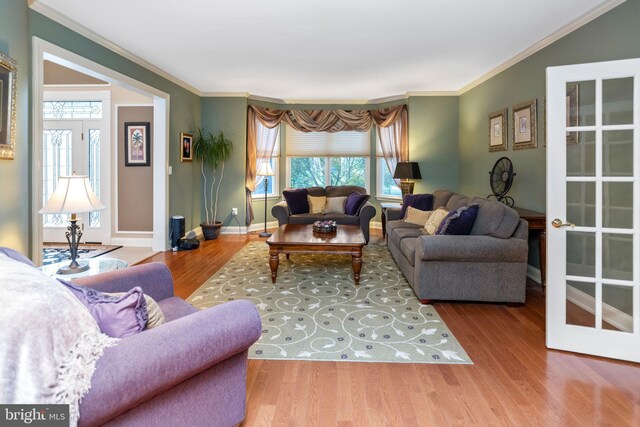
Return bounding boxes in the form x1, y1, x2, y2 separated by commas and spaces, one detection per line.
512, 99, 537, 150
566, 84, 579, 144
124, 122, 151, 166
180, 132, 193, 162
0, 49, 17, 160
488, 109, 507, 152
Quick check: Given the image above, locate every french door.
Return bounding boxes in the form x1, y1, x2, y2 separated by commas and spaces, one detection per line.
547, 58, 640, 362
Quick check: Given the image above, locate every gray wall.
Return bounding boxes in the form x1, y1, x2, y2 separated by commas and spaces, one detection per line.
199, 97, 248, 227
0, 0, 29, 254
458, 0, 640, 269
117, 106, 153, 232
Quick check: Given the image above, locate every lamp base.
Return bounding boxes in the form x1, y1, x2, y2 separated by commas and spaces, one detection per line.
259, 231, 272, 238
57, 260, 90, 275
400, 181, 415, 197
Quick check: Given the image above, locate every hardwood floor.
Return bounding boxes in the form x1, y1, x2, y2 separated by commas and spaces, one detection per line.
141, 231, 640, 426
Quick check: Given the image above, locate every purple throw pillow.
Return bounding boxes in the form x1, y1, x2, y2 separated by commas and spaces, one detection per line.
59, 279, 148, 338
436, 204, 479, 235
283, 188, 310, 215
344, 192, 370, 216
401, 194, 434, 218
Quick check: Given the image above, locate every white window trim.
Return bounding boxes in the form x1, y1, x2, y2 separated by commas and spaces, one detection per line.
376, 157, 401, 200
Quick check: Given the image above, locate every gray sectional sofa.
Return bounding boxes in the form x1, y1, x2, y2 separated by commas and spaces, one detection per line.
385, 190, 529, 304
272, 185, 376, 243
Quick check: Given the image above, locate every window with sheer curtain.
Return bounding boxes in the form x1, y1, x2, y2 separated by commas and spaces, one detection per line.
251, 128, 280, 198
376, 135, 401, 198
285, 126, 370, 190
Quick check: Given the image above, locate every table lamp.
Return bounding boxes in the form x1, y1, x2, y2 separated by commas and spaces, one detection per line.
393, 162, 422, 197
257, 162, 274, 238
39, 175, 105, 274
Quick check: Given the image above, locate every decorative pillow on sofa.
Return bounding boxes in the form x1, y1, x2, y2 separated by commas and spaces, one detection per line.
324, 196, 347, 214
283, 188, 310, 215
404, 206, 432, 226
436, 204, 479, 236
424, 207, 449, 235
59, 279, 152, 338
307, 195, 327, 214
401, 193, 434, 219
344, 192, 370, 216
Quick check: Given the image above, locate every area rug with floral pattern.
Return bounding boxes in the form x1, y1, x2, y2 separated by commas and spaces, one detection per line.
188, 241, 472, 364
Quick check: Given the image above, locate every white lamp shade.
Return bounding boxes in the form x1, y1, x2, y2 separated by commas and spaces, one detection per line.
256, 162, 274, 177
39, 175, 105, 214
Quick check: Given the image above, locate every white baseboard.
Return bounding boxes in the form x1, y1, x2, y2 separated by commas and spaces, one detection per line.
371, 221, 382, 230
248, 220, 279, 233
566, 285, 633, 332
110, 237, 153, 247
527, 265, 542, 284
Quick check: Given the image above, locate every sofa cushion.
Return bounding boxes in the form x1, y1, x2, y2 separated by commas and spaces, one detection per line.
424, 207, 449, 235
445, 193, 470, 210
308, 195, 327, 214
401, 193, 434, 218
436, 204, 479, 235
388, 223, 423, 250
345, 192, 370, 215
158, 297, 198, 322
307, 186, 326, 197
283, 188, 310, 215
432, 190, 453, 209
468, 197, 520, 238
404, 206, 431, 226
400, 237, 419, 266
325, 185, 366, 197
324, 196, 347, 214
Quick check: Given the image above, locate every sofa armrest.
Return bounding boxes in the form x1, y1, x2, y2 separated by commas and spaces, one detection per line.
359, 201, 376, 220
73, 262, 174, 301
79, 299, 262, 426
418, 235, 528, 263
385, 207, 403, 221
271, 200, 289, 225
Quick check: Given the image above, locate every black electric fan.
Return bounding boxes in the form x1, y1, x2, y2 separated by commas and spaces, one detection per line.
488, 157, 516, 207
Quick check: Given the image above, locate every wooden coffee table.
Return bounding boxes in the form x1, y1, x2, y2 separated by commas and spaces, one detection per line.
266, 224, 366, 285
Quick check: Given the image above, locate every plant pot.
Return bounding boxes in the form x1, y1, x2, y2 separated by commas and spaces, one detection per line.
201, 221, 222, 240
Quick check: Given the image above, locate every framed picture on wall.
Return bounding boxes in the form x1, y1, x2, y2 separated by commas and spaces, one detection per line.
0, 49, 17, 160
512, 99, 537, 150
488, 108, 507, 152
124, 122, 151, 166
180, 132, 193, 162
566, 84, 579, 144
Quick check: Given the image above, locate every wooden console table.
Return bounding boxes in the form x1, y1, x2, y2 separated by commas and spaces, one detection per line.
514, 207, 546, 289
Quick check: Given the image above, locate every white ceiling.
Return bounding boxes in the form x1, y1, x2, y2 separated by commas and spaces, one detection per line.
34, 0, 618, 102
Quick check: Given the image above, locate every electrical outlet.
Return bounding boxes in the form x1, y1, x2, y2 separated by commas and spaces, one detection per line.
231, 208, 238, 216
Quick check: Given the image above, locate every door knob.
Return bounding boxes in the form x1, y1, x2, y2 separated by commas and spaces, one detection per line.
551, 218, 575, 228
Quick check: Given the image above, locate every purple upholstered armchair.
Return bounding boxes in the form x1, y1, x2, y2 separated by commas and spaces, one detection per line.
73, 263, 261, 427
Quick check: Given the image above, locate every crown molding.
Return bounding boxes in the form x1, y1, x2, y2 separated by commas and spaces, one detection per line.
202, 92, 251, 98
458, 0, 627, 95
29, 1, 203, 96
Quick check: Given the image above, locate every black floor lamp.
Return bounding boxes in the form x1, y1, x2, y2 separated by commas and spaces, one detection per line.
257, 162, 274, 238
39, 175, 105, 274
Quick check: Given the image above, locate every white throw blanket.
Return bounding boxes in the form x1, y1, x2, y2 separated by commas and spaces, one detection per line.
0, 254, 118, 426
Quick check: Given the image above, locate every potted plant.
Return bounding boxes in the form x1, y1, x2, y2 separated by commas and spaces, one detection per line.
192, 128, 234, 240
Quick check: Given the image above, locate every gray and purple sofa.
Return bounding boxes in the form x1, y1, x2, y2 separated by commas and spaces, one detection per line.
271, 185, 376, 243
70, 263, 261, 426
385, 190, 529, 304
